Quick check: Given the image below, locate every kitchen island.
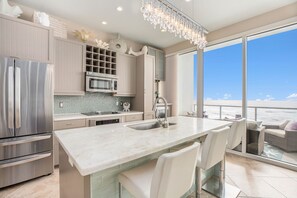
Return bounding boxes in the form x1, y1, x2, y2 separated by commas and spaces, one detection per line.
55, 116, 232, 198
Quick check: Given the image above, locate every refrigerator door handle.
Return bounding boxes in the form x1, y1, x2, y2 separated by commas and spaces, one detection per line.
15, 67, 21, 129
8, 66, 14, 129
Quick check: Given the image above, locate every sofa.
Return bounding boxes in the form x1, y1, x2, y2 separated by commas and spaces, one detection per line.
264, 120, 297, 152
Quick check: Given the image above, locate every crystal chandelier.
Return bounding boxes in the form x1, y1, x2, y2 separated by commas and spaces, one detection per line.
140, 0, 208, 49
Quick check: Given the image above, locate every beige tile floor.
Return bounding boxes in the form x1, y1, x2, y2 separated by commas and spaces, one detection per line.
1, 154, 297, 198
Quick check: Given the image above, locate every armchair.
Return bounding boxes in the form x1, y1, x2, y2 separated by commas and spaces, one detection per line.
246, 126, 265, 155
264, 120, 297, 152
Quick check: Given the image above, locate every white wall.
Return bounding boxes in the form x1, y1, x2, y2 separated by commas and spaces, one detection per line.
178, 52, 195, 115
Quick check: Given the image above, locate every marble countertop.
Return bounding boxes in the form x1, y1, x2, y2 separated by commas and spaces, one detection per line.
54, 116, 231, 176
54, 111, 144, 121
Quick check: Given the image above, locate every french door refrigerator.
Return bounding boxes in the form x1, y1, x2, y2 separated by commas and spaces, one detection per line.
0, 56, 54, 188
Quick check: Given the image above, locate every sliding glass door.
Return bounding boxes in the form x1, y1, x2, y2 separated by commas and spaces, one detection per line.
247, 25, 297, 165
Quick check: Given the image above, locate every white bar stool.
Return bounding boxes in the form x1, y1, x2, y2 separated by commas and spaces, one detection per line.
195, 126, 230, 197
118, 142, 200, 198
227, 118, 246, 150
221, 118, 246, 179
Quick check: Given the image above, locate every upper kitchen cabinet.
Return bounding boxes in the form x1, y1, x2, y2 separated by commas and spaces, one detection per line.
132, 54, 155, 120
0, 14, 54, 63
147, 46, 165, 81
54, 38, 85, 95
115, 53, 136, 97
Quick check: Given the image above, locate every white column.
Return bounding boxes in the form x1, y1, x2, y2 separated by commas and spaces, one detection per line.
197, 49, 204, 118
242, 37, 247, 154
242, 37, 247, 119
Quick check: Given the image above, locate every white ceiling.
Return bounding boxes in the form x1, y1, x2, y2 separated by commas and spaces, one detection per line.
12, 0, 297, 48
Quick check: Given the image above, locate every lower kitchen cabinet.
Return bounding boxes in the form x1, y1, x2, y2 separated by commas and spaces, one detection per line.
115, 53, 136, 97
54, 38, 85, 95
53, 119, 87, 166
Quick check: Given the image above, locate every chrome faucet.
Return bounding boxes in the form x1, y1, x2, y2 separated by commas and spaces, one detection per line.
152, 97, 169, 128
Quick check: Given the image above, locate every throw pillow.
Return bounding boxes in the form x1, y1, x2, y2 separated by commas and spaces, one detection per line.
246, 120, 262, 130
247, 121, 257, 130
279, 120, 290, 130
284, 121, 297, 131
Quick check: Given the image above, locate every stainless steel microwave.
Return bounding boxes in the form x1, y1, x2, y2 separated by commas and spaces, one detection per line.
86, 73, 117, 93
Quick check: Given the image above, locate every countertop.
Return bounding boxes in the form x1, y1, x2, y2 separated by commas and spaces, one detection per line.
54, 116, 231, 176
54, 111, 144, 121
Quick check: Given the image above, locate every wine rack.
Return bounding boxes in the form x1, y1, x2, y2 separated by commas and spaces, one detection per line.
85, 44, 117, 75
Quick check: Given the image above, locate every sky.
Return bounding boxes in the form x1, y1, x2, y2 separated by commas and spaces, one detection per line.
193, 28, 297, 101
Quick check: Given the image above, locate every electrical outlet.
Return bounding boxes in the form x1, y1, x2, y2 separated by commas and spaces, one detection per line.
59, 102, 64, 108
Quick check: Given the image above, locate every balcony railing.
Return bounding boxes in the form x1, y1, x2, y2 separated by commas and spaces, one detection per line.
193, 103, 297, 122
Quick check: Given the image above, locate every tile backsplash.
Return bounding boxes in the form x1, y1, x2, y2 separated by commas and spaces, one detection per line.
54, 93, 131, 114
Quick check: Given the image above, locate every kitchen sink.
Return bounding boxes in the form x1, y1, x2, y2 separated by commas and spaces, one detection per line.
127, 121, 177, 130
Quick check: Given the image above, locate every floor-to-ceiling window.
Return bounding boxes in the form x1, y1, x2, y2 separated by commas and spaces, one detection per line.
203, 39, 243, 120
247, 25, 297, 165
177, 24, 297, 167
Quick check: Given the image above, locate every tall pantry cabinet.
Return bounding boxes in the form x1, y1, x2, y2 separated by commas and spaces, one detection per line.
132, 54, 155, 120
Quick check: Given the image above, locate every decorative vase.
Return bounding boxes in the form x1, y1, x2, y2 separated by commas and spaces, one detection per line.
0, 0, 22, 18
34, 11, 50, 27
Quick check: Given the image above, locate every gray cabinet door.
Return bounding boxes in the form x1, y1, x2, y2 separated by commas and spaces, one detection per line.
0, 15, 53, 63
155, 50, 165, 81
147, 47, 165, 81
54, 38, 85, 95
148, 47, 156, 57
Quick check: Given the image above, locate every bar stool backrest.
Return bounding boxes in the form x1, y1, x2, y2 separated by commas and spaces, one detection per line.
199, 126, 230, 170
150, 142, 200, 198
227, 118, 246, 150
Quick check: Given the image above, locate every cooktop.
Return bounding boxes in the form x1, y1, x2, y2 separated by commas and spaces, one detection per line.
81, 111, 120, 116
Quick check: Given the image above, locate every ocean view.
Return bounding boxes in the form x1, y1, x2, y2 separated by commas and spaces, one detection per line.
203, 100, 297, 123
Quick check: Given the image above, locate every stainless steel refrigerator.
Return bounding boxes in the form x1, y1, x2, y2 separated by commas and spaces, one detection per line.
0, 56, 54, 188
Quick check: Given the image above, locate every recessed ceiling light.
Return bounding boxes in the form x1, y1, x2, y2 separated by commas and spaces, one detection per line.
185, 0, 191, 2
102, 21, 107, 25
161, 29, 166, 32
116, 6, 123, 11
